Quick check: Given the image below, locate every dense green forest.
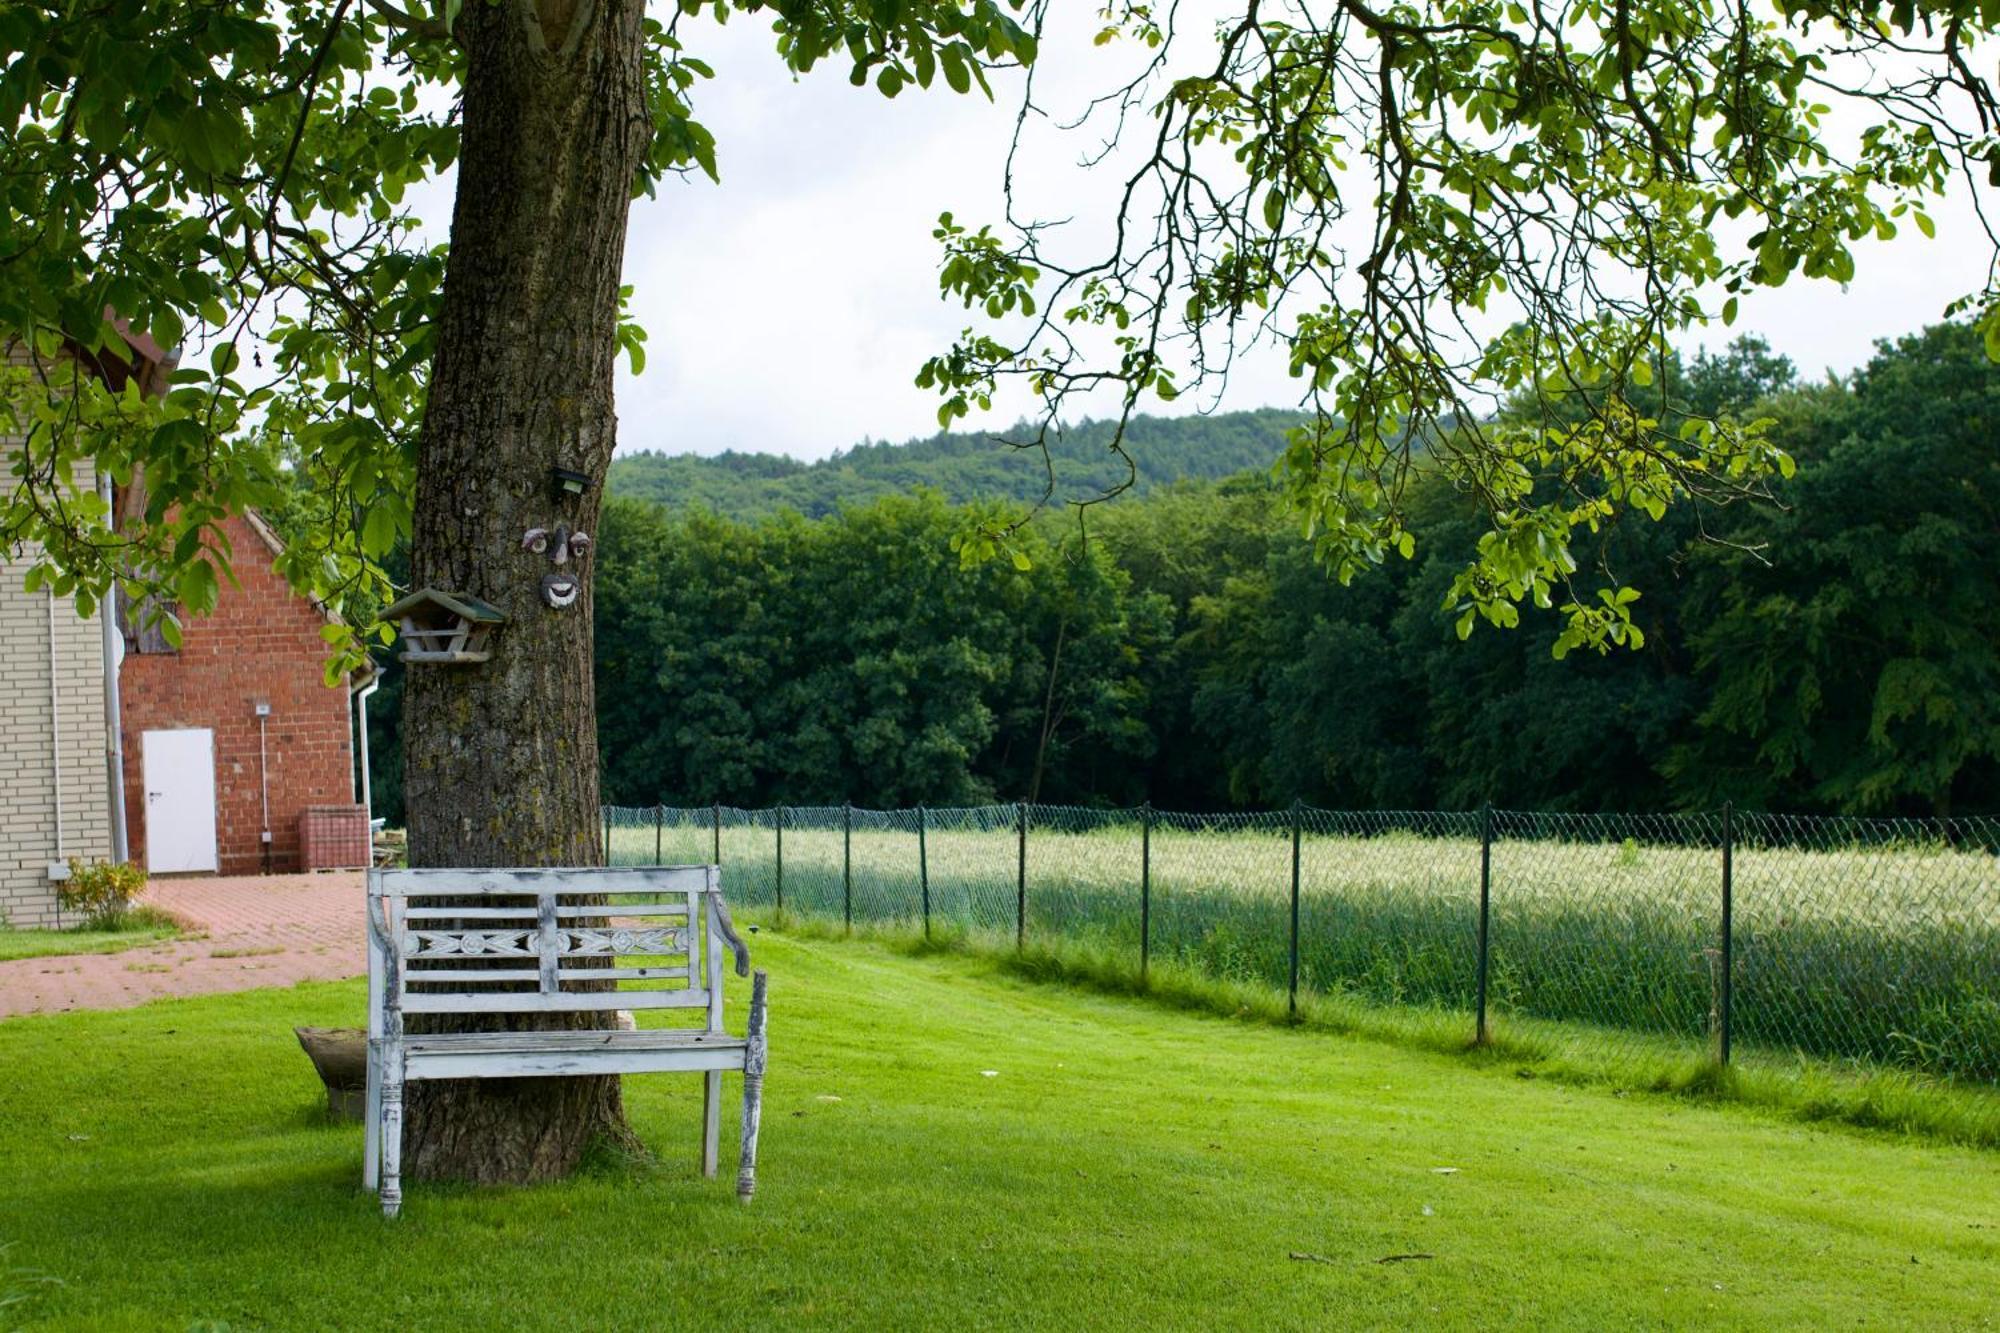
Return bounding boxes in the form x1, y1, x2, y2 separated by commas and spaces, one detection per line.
362, 324, 1999, 822
606, 410, 1300, 518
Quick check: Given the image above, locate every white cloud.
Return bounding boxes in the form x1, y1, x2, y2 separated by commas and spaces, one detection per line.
590, 10, 1986, 460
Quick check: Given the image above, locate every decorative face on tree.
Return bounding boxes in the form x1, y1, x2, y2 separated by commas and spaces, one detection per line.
521, 524, 592, 609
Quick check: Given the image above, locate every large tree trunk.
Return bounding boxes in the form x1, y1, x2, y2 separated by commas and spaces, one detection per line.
400, 0, 651, 1185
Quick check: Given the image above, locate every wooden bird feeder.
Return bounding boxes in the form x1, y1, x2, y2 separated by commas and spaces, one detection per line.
382, 588, 505, 664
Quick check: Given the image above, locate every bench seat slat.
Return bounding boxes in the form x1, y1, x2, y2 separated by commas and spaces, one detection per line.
398, 990, 708, 1014
405, 1029, 741, 1054
402, 1027, 748, 1081
405, 1045, 748, 1080
407, 967, 689, 982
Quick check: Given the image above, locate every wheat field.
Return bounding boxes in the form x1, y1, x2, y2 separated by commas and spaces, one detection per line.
607, 805, 2000, 1084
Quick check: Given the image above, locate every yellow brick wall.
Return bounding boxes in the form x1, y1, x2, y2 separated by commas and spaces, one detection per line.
0, 448, 114, 928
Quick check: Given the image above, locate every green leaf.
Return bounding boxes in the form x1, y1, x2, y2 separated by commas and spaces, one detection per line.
360, 502, 398, 558
177, 557, 219, 616
941, 45, 971, 94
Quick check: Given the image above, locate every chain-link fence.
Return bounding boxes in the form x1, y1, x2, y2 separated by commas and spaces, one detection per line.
603, 801, 2000, 1114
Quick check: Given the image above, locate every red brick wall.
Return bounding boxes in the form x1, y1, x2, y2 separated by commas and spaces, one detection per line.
120, 514, 356, 875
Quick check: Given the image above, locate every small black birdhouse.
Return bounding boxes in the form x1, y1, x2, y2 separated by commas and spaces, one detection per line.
381, 588, 506, 664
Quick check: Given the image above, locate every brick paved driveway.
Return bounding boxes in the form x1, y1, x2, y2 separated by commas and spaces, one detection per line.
0, 872, 366, 1018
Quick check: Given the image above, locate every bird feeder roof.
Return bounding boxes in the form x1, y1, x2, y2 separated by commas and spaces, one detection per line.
381, 587, 508, 625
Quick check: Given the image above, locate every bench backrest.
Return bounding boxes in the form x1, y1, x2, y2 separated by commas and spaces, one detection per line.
366, 866, 749, 1037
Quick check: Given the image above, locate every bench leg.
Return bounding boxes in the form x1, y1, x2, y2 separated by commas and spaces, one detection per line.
380, 1049, 404, 1220
363, 1040, 382, 1192
736, 970, 769, 1203
702, 1070, 722, 1178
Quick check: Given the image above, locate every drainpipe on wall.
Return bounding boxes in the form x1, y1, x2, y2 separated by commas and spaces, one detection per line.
99, 472, 129, 864
353, 673, 380, 818
255, 703, 273, 873
48, 588, 67, 921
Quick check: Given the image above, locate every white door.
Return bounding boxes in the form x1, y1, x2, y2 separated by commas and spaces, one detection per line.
142, 728, 219, 873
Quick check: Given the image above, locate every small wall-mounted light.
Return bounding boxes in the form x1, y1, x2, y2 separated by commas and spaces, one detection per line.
551, 467, 592, 499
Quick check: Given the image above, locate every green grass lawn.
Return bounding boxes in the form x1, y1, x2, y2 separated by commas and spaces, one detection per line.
2, 932, 1997, 1331
0, 916, 183, 963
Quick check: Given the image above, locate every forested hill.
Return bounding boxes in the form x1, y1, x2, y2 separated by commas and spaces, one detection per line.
608, 409, 1302, 518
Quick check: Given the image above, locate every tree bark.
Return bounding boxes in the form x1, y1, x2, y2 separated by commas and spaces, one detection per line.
400, 0, 651, 1184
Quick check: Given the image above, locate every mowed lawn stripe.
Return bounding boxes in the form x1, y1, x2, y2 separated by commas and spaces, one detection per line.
0, 931, 1994, 1331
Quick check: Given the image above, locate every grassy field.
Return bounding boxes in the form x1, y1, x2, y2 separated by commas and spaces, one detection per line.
608, 810, 2000, 1087
3, 930, 1999, 1330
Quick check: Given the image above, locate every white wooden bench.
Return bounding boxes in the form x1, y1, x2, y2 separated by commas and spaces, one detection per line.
364, 865, 769, 1218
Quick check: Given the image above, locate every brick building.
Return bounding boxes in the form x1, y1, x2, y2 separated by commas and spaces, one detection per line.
2, 331, 369, 925
116, 508, 366, 876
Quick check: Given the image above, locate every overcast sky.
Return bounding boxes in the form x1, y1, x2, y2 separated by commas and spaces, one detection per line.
589, 10, 1987, 462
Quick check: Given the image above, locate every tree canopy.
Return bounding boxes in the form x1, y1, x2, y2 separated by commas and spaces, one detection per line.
923, 0, 1999, 653
5, 0, 1996, 667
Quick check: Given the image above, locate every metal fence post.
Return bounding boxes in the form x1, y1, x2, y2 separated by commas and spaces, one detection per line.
918, 803, 930, 940
1140, 802, 1153, 982
772, 804, 788, 908
654, 804, 663, 865
1016, 801, 1028, 951
1719, 801, 1735, 1067
775, 805, 785, 915
1289, 799, 1302, 1020
1476, 803, 1493, 1044
603, 806, 613, 867
843, 801, 853, 933
712, 802, 721, 866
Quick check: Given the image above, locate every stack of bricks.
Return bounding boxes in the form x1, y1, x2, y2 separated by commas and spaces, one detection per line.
299, 805, 371, 871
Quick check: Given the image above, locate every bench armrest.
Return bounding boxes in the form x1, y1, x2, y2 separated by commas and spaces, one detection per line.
710, 894, 751, 978
365, 894, 393, 953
